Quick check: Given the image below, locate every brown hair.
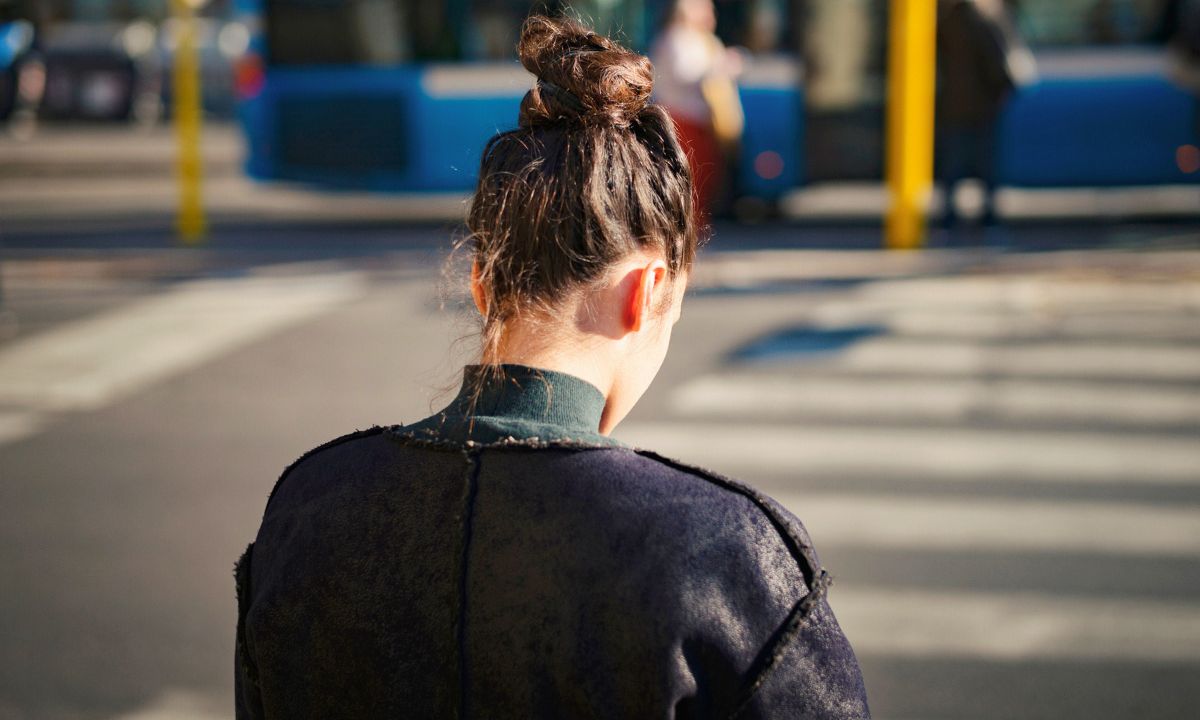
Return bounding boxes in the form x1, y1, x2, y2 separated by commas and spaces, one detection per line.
463, 14, 699, 368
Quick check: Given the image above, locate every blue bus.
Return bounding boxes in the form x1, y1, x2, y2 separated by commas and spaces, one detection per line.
232, 0, 1200, 199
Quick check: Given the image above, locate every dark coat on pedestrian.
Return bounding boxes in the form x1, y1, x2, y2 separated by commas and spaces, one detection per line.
234, 365, 870, 719
936, 0, 1016, 127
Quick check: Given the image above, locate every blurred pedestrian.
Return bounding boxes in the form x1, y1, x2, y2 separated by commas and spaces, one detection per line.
1158, 0, 1200, 143
234, 14, 868, 720
935, 0, 1027, 227
650, 0, 744, 222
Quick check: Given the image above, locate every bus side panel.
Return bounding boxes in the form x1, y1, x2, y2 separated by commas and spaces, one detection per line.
999, 76, 1200, 187
738, 85, 805, 196
247, 67, 422, 190
245, 66, 526, 192
239, 94, 273, 181
413, 92, 521, 191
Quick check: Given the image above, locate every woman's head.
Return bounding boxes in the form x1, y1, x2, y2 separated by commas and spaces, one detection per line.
464, 14, 698, 433
671, 0, 717, 32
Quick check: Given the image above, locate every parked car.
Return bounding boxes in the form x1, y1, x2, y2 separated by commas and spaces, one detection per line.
36, 21, 153, 122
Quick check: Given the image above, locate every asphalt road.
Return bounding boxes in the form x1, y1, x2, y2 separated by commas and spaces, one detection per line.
2, 218, 1199, 719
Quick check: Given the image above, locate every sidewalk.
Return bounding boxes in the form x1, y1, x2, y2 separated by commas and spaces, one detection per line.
3, 123, 1199, 234
0, 124, 466, 232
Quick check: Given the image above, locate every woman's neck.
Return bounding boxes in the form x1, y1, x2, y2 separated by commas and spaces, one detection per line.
490, 335, 615, 403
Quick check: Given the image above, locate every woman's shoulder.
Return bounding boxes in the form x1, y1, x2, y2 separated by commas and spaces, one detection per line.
474, 442, 827, 595
263, 426, 393, 507
261, 429, 825, 588
272, 430, 819, 542
610, 446, 825, 578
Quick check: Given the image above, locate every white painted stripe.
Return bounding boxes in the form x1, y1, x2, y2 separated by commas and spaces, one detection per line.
693, 268, 1200, 311
111, 688, 226, 720
614, 422, 1200, 485
0, 272, 364, 412
694, 249, 1200, 286
770, 493, 1200, 557
854, 277, 1200, 310
0, 409, 45, 446
832, 586, 1200, 662
672, 375, 1200, 428
834, 338, 1200, 382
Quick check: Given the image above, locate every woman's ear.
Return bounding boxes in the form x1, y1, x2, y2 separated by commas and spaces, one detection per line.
471, 261, 488, 318
625, 259, 669, 333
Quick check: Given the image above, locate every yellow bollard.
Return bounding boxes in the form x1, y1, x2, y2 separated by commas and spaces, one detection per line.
172, 0, 207, 244
884, 0, 937, 250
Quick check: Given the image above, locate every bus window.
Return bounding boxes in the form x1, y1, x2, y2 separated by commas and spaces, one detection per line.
461, 1, 646, 60
464, 1, 559, 60
1012, 0, 1168, 47
265, 0, 648, 64
266, 0, 458, 65
16, 0, 232, 23
570, 0, 647, 48
709, 0, 799, 54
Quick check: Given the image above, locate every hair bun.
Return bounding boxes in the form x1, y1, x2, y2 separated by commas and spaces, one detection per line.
517, 15, 652, 128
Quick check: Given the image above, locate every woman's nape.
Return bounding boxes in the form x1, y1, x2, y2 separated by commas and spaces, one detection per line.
471, 253, 686, 436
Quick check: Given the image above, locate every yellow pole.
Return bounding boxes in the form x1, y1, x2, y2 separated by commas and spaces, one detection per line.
172, 0, 206, 244
884, 0, 937, 250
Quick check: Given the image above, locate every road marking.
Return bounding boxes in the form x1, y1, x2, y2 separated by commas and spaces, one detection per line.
0, 272, 364, 413
852, 276, 1200, 311
672, 374, 1200, 428
769, 492, 1200, 557
0, 409, 44, 446
769, 337, 1200, 382
831, 586, 1200, 662
616, 422, 1200, 485
111, 688, 226, 720
692, 256, 1200, 306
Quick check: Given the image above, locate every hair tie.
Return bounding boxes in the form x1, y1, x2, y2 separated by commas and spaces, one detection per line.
537, 79, 586, 114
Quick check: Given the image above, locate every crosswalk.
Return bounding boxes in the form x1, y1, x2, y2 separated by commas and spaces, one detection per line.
616, 268, 1200, 677
672, 374, 1200, 429
0, 268, 366, 446
2, 250, 1195, 717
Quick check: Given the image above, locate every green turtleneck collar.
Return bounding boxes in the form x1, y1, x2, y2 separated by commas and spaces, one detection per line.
401, 364, 623, 447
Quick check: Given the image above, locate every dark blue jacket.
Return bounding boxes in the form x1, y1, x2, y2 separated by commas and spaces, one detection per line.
235, 366, 869, 718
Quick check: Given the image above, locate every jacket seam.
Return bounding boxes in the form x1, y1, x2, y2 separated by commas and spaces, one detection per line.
630, 449, 833, 716
631, 449, 822, 586
385, 433, 824, 580
294, 427, 833, 716
456, 449, 483, 720
727, 569, 833, 719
